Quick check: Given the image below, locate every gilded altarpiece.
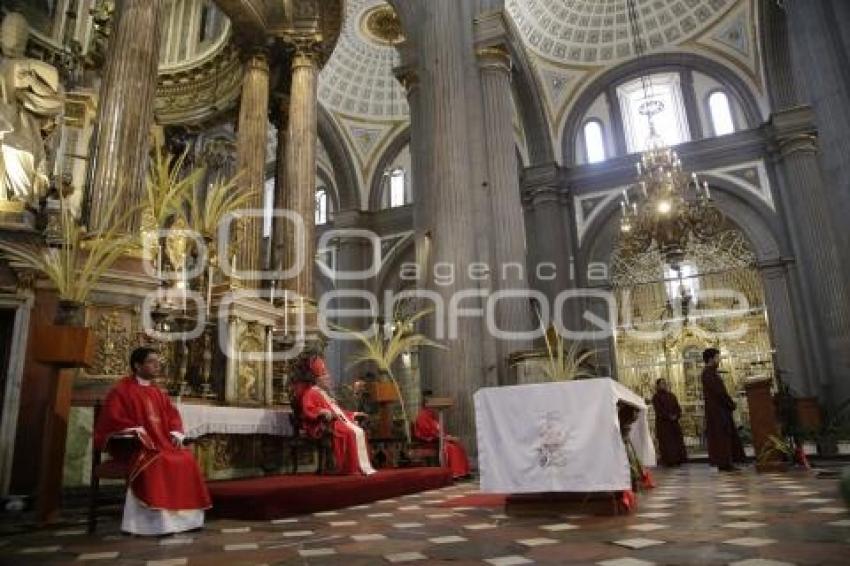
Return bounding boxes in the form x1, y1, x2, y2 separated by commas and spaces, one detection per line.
612, 230, 774, 453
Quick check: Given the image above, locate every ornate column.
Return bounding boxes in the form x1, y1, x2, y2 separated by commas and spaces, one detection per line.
757, 258, 810, 395
85, 0, 162, 232
762, 2, 850, 405
281, 46, 319, 303
234, 47, 270, 283
476, 38, 534, 384
769, 113, 850, 400
392, 0, 491, 450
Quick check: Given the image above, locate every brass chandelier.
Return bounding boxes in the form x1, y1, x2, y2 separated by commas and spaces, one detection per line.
618, 0, 724, 269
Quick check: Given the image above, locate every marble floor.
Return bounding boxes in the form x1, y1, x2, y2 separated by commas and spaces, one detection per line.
1, 465, 849, 565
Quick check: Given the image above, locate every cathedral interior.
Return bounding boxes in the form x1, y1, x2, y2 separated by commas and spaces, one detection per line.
0, 0, 849, 563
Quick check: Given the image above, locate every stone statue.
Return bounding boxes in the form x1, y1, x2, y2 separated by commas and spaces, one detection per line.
0, 12, 63, 209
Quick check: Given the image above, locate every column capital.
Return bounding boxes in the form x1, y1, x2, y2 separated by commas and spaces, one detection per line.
238, 43, 270, 65
288, 35, 323, 68
476, 46, 511, 73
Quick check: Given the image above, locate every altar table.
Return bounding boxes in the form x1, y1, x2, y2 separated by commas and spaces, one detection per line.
175, 403, 293, 439
474, 378, 655, 494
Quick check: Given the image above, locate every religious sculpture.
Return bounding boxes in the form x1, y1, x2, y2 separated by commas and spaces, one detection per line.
0, 12, 63, 210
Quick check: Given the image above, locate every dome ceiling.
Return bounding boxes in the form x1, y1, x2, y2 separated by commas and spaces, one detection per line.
318, 0, 409, 120
506, 0, 737, 66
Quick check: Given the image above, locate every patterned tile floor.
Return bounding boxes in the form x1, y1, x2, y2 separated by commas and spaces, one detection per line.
1, 465, 849, 565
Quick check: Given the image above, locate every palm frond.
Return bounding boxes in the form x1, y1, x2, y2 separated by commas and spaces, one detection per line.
333, 308, 444, 443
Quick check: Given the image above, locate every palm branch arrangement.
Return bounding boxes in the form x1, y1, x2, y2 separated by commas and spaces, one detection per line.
541, 325, 597, 382
335, 308, 445, 442
144, 138, 248, 266
0, 193, 135, 307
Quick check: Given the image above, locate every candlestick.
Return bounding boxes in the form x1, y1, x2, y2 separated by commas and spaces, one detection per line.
157, 242, 163, 281
640, 181, 647, 196
270, 280, 276, 305
703, 181, 711, 199
206, 266, 213, 317
283, 291, 289, 335
622, 189, 629, 205
182, 263, 188, 312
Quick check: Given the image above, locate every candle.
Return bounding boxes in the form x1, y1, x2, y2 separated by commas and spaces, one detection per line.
283, 291, 289, 335
270, 280, 276, 305
641, 181, 647, 196
182, 263, 188, 312
635, 162, 642, 175
206, 266, 213, 317
157, 243, 163, 280
704, 181, 711, 199
622, 189, 629, 205
632, 202, 637, 213
620, 200, 626, 215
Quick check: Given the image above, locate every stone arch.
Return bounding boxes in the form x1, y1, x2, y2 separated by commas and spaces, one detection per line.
561, 53, 765, 166
368, 128, 411, 211
506, 22, 556, 165
318, 104, 360, 211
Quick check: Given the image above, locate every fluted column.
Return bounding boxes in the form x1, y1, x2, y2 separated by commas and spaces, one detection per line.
85, 0, 161, 232
234, 48, 270, 283
757, 259, 810, 396
476, 45, 533, 384
394, 0, 491, 452
770, 122, 850, 398
281, 48, 319, 302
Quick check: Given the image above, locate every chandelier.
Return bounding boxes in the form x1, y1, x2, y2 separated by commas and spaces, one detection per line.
618, 0, 724, 269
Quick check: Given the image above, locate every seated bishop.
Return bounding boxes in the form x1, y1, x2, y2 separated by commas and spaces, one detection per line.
94, 347, 211, 536
292, 356, 376, 476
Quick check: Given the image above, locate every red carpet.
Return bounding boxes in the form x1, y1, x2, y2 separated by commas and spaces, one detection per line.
208, 467, 453, 520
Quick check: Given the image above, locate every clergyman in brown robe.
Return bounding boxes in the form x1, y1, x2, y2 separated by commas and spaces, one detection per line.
651, 378, 688, 466
701, 348, 746, 471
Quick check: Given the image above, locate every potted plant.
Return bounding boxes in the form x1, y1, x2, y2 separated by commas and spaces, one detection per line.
335, 308, 445, 442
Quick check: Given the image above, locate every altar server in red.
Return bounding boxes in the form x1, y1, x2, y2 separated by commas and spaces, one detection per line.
413, 393, 470, 478
94, 347, 211, 535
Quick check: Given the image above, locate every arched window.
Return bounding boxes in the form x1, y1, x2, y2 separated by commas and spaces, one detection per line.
315, 188, 329, 225
618, 73, 690, 153
583, 120, 607, 164
708, 91, 735, 136
389, 169, 406, 208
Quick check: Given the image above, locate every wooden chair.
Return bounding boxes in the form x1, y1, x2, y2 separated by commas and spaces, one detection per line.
87, 401, 139, 533
406, 423, 440, 467
287, 390, 334, 474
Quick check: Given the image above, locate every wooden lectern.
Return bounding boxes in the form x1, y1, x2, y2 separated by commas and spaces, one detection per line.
744, 377, 787, 473
424, 396, 453, 467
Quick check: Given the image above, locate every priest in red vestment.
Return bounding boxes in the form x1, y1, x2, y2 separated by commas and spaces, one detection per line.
651, 378, 688, 467
292, 356, 376, 475
94, 347, 211, 535
412, 394, 470, 479
701, 348, 746, 472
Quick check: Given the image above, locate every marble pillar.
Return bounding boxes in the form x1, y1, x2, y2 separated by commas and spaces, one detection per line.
281, 48, 319, 303
85, 0, 161, 233
234, 48, 270, 284
476, 44, 533, 384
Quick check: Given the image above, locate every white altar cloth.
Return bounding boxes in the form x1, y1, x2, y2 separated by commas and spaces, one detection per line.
176, 404, 293, 439
474, 378, 656, 494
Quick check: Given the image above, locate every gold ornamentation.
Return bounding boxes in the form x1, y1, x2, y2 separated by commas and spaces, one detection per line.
90, 309, 134, 377
361, 4, 404, 46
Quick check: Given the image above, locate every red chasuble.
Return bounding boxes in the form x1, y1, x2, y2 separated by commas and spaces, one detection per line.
298, 384, 375, 475
413, 407, 470, 478
94, 376, 211, 511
